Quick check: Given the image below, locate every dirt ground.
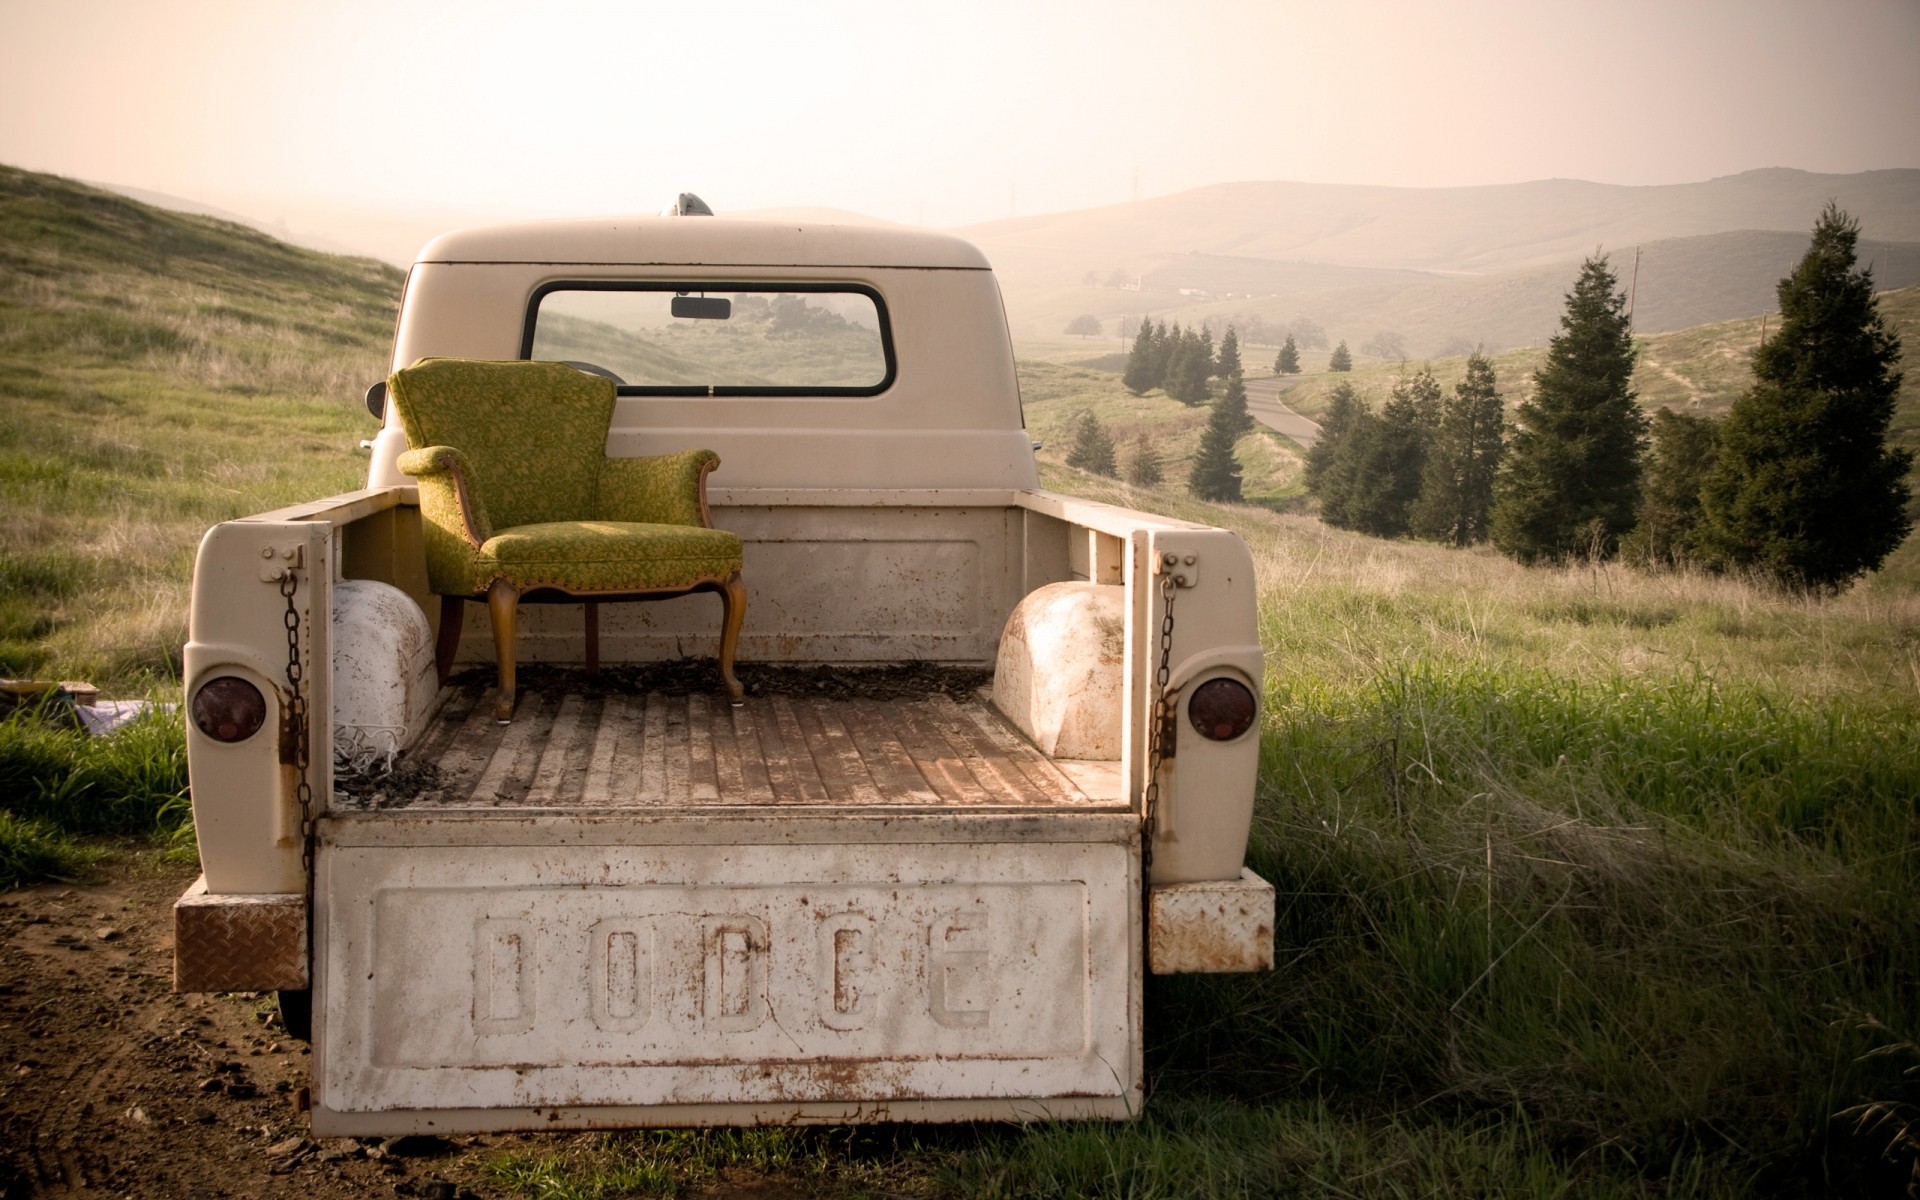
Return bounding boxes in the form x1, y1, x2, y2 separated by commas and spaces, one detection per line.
0, 855, 888, 1200
0, 854, 527, 1198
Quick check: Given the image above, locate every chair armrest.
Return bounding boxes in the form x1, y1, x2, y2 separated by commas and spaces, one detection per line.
597, 449, 721, 527
397, 445, 491, 547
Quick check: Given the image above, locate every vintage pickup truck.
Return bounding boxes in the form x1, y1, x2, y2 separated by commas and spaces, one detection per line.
173, 204, 1274, 1134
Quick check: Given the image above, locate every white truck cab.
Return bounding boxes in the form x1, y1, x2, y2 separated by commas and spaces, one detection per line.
174, 209, 1273, 1134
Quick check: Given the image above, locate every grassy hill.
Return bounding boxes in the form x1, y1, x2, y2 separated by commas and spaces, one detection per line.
1019, 360, 1303, 506
1002, 229, 1920, 354
0, 163, 397, 689
972, 169, 1920, 350
2, 164, 1917, 1195
963, 168, 1920, 277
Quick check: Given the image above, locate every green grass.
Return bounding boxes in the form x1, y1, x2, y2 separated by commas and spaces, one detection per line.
0, 703, 191, 883
0, 164, 396, 693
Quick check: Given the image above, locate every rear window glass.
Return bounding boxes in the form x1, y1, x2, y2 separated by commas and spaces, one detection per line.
523, 283, 893, 395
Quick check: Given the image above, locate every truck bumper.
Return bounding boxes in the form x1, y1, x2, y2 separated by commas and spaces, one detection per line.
1147, 869, 1275, 973
172, 875, 308, 992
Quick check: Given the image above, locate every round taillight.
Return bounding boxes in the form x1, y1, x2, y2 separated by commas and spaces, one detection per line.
1188, 677, 1257, 742
190, 676, 267, 743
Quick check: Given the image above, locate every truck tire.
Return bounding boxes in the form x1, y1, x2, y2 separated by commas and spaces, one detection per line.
277, 990, 312, 1042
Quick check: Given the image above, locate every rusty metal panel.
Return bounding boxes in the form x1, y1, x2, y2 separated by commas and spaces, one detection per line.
313, 835, 1139, 1126
1148, 869, 1275, 974
173, 875, 308, 992
311, 1093, 1135, 1137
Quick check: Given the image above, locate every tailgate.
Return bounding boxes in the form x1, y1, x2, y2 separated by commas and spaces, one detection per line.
311, 813, 1140, 1132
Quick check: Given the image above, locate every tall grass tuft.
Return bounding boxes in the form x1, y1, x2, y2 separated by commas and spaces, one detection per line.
0, 704, 191, 874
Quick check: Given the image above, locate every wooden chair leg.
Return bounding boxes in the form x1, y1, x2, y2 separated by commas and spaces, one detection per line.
584, 601, 600, 675
487, 579, 520, 723
434, 595, 464, 686
717, 571, 747, 706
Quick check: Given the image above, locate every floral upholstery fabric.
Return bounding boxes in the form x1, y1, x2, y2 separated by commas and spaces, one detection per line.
598, 450, 717, 527
390, 358, 613, 532
478, 521, 741, 594
388, 358, 737, 598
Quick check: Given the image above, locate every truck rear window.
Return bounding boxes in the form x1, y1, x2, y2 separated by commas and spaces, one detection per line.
523, 283, 894, 396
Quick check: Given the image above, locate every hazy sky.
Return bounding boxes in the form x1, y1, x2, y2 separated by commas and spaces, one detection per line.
3, 0, 1916, 262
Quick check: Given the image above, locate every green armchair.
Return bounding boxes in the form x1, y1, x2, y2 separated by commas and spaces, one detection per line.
388, 358, 746, 722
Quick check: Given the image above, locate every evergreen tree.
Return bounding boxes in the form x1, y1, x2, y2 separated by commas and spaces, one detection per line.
1163, 324, 1194, 402
1169, 325, 1215, 404
1275, 335, 1301, 375
1198, 327, 1217, 381
1328, 341, 1353, 372
1410, 351, 1506, 546
1344, 367, 1440, 537
1216, 327, 1242, 381
1065, 410, 1118, 477
1491, 255, 1646, 564
1189, 398, 1245, 502
1148, 320, 1172, 387
1122, 318, 1157, 395
1621, 408, 1721, 567
1697, 204, 1911, 590
1124, 432, 1163, 486
1305, 382, 1372, 528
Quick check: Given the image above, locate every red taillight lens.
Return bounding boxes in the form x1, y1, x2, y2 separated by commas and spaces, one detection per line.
1188, 677, 1257, 742
190, 676, 267, 743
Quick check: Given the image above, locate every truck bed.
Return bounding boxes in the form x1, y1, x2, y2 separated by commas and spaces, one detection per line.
336, 681, 1123, 812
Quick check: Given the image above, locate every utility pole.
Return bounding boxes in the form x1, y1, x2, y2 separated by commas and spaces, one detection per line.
1626, 246, 1642, 332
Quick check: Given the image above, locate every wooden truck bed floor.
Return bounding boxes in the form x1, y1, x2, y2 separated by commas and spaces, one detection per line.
335, 682, 1123, 812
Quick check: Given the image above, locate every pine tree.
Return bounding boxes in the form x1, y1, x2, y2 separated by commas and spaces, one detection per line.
1491, 255, 1646, 564
1344, 367, 1440, 537
1124, 432, 1163, 486
1621, 408, 1721, 567
1198, 327, 1217, 381
1305, 382, 1372, 528
1328, 341, 1353, 372
1148, 320, 1172, 387
1065, 410, 1118, 477
1188, 398, 1245, 502
1410, 351, 1505, 546
1169, 325, 1215, 405
1216, 327, 1242, 381
1275, 335, 1301, 375
1697, 204, 1911, 590
1122, 318, 1157, 395
1163, 324, 1194, 402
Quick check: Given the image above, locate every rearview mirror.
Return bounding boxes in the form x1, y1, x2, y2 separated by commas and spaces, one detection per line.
671, 295, 732, 320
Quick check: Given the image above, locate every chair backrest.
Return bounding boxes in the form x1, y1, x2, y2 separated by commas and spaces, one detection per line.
388, 359, 616, 531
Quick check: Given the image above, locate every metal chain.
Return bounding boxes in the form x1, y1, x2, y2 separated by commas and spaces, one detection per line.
280, 571, 316, 917
1140, 563, 1178, 885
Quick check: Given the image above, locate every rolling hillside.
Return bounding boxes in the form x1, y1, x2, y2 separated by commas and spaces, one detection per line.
974, 168, 1920, 350
0, 163, 398, 687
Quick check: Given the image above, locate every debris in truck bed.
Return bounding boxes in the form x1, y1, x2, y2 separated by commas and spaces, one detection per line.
458, 659, 994, 703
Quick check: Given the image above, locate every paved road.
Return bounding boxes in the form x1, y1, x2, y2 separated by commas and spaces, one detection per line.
1245, 376, 1321, 447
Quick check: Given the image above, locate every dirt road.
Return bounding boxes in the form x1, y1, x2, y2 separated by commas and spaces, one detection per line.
1244, 377, 1321, 446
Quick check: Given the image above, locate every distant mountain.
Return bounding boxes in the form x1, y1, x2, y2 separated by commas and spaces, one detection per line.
962, 169, 1920, 348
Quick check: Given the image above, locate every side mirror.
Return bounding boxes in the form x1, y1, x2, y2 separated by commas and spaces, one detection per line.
365, 381, 387, 420
671, 295, 732, 320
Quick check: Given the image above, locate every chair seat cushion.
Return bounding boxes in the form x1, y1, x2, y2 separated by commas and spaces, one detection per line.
478, 521, 743, 594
